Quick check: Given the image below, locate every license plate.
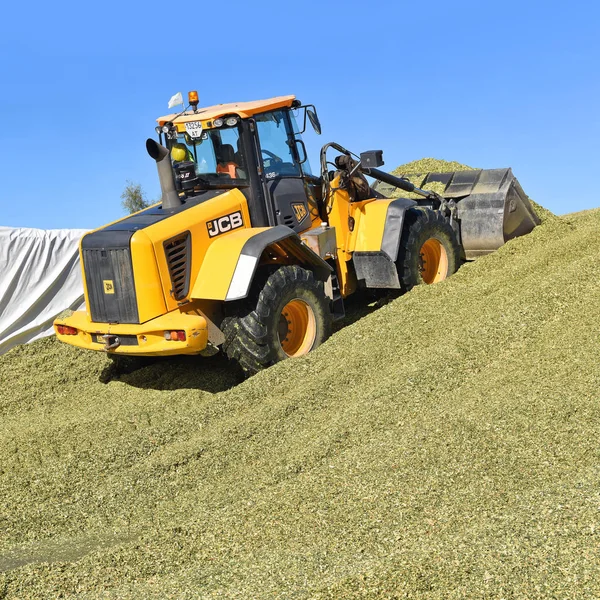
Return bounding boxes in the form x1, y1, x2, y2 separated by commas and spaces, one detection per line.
184, 121, 203, 138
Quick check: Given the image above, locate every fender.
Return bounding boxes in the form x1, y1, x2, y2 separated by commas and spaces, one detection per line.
379, 197, 418, 261
352, 198, 417, 288
190, 225, 332, 302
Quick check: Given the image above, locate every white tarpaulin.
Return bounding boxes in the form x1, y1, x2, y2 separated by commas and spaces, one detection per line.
0, 227, 88, 355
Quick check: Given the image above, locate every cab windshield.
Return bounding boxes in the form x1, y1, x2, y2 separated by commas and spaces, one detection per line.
167, 124, 248, 190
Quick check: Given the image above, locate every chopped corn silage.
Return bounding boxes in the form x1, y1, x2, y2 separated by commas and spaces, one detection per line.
1, 166, 600, 599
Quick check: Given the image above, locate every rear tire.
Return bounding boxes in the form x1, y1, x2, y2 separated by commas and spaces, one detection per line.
397, 208, 460, 292
222, 265, 332, 376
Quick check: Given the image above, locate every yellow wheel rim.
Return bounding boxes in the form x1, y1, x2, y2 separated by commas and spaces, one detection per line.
278, 299, 317, 357
419, 238, 449, 284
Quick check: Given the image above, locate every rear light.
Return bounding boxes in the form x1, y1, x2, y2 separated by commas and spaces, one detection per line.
164, 330, 186, 342
56, 325, 77, 335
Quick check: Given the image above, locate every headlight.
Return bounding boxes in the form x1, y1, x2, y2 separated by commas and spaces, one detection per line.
213, 118, 224, 127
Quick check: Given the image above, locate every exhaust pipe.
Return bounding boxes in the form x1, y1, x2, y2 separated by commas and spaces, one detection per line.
146, 139, 182, 210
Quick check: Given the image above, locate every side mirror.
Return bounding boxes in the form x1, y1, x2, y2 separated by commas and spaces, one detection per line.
360, 150, 384, 169
307, 109, 322, 135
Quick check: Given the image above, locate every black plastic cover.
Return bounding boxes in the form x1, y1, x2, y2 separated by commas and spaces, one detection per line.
360, 150, 384, 169
82, 229, 139, 324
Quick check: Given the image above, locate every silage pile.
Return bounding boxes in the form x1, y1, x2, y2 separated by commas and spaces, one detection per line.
1, 164, 600, 598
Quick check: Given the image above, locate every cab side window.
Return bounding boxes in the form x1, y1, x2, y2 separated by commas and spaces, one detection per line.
255, 110, 300, 178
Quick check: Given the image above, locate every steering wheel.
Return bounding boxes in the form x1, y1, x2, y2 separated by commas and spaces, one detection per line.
261, 149, 283, 164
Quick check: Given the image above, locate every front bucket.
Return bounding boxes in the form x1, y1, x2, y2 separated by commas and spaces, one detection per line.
379, 169, 541, 260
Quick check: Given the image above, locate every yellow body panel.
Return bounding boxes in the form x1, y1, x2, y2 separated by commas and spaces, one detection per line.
326, 181, 353, 259
348, 198, 394, 253
325, 178, 395, 297
77, 189, 251, 328
55, 307, 208, 356
140, 189, 252, 314
191, 227, 271, 301
130, 230, 168, 323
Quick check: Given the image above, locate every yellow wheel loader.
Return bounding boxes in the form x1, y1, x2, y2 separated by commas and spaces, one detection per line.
54, 93, 540, 375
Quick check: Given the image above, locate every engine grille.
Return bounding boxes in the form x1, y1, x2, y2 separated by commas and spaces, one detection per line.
83, 246, 139, 324
164, 232, 191, 301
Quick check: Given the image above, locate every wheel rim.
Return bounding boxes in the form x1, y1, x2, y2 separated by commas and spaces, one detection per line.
419, 238, 449, 284
278, 299, 317, 357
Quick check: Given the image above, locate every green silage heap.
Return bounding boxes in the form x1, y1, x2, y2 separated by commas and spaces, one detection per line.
374, 157, 477, 200
2, 165, 600, 599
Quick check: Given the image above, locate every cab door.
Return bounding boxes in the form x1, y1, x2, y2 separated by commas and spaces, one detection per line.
254, 109, 315, 233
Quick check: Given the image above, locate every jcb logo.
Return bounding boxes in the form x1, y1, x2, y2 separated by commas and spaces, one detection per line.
207, 210, 244, 238
103, 280, 115, 294
291, 202, 308, 223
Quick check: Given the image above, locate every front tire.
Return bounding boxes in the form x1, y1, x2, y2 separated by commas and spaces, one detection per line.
397, 208, 461, 292
222, 265, 332, 376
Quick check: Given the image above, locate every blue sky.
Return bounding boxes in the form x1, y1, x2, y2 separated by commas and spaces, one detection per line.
1, 0, 598, 229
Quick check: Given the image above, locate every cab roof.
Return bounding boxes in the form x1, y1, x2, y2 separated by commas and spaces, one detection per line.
157, 95, 296, 126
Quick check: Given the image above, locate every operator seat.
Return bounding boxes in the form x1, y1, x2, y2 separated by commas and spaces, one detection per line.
217, 144, 241, 178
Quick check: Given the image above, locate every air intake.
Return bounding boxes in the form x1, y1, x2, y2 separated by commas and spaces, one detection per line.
164, 232, 191, 301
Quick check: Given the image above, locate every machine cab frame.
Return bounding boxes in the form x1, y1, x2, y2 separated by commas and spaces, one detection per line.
157, 96, 321, 235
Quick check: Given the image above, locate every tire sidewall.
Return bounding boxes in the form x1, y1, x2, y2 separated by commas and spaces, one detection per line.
262, 279, 330, 363
412, 228, 457, 285
399, 209, 460, 290
221, 265, 333, 376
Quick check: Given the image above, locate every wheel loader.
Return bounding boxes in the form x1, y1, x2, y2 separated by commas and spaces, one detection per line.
54, 93, 540, 375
